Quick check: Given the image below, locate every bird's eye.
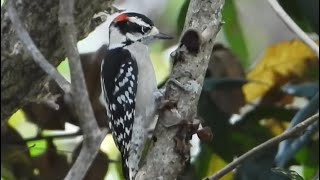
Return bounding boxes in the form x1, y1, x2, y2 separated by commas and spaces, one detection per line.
141, 26, 150, 33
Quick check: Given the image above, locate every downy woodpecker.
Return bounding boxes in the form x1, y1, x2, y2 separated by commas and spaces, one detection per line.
100, 12, 171, 180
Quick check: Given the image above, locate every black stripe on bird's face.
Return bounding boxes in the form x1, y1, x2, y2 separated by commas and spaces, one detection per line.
114, 21, 151, 35
112, 13, 153, 36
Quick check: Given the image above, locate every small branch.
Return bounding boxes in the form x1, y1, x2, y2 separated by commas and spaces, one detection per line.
268, 0, 319, 58
2, 131, 82, 149
205, 113, 319, 180
275, 93, 319, 167
6, 0, 71, 94
275, 120, 319, 166
58, 0, 107, 180
24, 131, 82, 142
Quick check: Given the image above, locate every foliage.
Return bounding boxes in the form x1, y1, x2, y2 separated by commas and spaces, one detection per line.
1, 0, 319, 180
222, 0, 249, 67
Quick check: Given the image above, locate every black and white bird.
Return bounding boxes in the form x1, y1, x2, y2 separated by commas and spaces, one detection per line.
100, 12, 171, 180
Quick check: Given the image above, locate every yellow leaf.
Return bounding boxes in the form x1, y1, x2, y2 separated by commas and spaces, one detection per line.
243, 40, 318, 102
151, 52, 171, 85
100, 134, 123, 180
260, 118, 289, 136
8, 110, 38, 139
206, 154, 233, 180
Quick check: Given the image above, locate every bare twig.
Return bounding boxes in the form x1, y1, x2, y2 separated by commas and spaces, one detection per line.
205, 113, 319, 180
6, 0, 71, 93
286, 120, 319, 155
268, 0, 319, 58
2, 131, 82, 149
24, 130, 82, 142
275, 93, 319, 167
58, 0, 107, 180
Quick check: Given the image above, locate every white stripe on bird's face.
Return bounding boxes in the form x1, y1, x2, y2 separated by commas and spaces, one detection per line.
109, 16, 160, 48
122, 26, 160, 45
128, 16, 152, 28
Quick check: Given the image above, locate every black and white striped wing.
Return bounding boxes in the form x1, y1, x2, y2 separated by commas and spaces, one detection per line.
100, 48, 138, 179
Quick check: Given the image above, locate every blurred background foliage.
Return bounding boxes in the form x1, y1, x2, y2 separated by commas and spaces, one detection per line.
1, 0, 319, 180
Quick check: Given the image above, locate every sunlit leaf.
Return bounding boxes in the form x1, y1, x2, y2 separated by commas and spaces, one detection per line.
259, 118, 288, 136
27, 140, 47, 157
166, 0, 188, 34
193, 143, 233, 180
150, 42, 171, 85
57, 59, 71, 82
243, 40, 319, 102
8, 110, 37, 139
206, 154, 233, 180
101, 134, 122, 180
177, 0, 190, 33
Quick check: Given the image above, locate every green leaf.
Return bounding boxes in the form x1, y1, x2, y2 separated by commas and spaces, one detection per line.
222, 0, 249, 67
272, 167, 304, 180
27, 140, 47, 157
57, 59, 70, 82
1, 164, 16, 180
295, 144, 319, 179
177, 0, 190, 34
279, 0, 318, 33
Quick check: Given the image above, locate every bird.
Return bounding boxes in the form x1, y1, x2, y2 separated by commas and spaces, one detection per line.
100, 12, 172, 180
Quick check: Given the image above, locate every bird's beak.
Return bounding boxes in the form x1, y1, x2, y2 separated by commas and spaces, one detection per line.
150, 27, 173, 40
154, 32, 173, 40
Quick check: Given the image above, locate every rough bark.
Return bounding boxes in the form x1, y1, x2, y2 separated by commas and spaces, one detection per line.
136, 0, 225, 179
58, 0, 107, 179
1, 0, 112, 122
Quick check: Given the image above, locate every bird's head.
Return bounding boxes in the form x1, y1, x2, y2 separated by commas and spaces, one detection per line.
108, 12, 172, 49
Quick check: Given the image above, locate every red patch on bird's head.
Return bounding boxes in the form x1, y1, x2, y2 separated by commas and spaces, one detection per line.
114, 13, 129, 22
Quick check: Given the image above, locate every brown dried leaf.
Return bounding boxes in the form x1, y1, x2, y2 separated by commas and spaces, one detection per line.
197, 126, 213, 142
207, 44, 246, 114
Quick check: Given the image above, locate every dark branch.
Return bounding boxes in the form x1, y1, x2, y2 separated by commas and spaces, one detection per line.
205, 113, 319, 180
6, 0, 71, 94
2, 131, 82, 150
58, 1, 107, 180
24, 131, 82, 142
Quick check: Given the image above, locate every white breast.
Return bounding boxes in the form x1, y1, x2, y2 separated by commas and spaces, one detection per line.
124, 42, 158, 179
124, 42, 157, 122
